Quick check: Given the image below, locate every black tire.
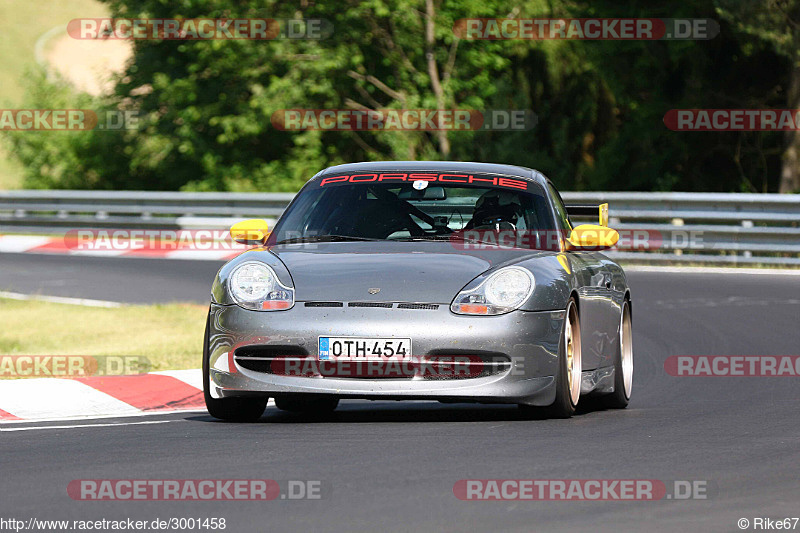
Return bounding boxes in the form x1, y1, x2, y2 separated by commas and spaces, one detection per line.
602, 299, 633, 409
520, 297, 581, 419
202, 313, 268, 422
274, 395, 339, 413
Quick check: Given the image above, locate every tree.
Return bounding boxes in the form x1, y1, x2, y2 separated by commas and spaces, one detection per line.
4, 0, 795, 193
91, 0, 534, 190
716, 0, 800, 192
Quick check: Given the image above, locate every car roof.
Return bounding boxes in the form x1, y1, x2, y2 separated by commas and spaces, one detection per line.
312, 161, 547, 186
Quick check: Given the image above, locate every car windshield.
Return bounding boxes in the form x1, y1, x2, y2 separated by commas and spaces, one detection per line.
267, 175, 558, 250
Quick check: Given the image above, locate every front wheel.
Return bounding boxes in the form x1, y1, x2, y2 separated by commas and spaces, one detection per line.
203, 313, 268, 422
520, 297, 582, 419
602, 299, 633, 409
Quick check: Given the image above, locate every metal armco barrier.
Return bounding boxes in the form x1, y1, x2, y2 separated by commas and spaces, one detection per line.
1, 190, 798, 265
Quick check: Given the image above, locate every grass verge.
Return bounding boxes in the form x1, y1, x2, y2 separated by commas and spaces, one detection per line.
0, 298, 207, 376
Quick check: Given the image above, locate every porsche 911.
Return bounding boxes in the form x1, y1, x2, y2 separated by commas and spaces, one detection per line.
203, 161, 633, 420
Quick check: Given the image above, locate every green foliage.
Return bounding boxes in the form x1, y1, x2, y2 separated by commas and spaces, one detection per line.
3, 0, 797, 192
4, 70, 136, 190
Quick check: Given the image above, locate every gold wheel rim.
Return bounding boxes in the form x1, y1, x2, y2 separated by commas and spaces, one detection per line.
620, 303, 634, 398
565, 302, 581, 405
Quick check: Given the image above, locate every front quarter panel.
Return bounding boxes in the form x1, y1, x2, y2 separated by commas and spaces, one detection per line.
211, 249, 294, 305
517, 253, 580, 312
516, 252, 629, 371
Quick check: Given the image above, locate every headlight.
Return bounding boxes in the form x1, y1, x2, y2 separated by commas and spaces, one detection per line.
229, 261, 294, 311
451, 266, 534, 315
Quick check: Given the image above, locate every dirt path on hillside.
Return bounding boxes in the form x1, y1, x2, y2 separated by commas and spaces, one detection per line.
45, 33, 131, 95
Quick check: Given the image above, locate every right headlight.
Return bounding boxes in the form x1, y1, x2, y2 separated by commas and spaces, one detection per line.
228, 261, 294, 311
450, 266, 535, 315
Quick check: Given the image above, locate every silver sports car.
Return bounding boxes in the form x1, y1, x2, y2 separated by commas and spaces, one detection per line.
203, 161, 633, 420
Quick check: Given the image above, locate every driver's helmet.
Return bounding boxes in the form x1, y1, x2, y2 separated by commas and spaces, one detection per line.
471, 189, 523, 229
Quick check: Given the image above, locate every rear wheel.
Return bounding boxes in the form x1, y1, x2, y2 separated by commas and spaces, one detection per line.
275, 395, 339, 413
520, 297, 582, 419
202, 314, 268, 422
602, 299, 633, 409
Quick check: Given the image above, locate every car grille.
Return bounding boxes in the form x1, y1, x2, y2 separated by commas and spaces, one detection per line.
397, 303, 439, 310
302, 301, 440, 310
234, 345, 309, 373
419, 353, 512, 380
233, 346, 512, 380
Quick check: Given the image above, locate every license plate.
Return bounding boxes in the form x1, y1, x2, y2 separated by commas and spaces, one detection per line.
318, 337, 411, 360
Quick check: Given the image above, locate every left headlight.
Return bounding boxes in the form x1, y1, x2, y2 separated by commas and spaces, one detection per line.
229, 261, 294, 311
451, 266, 534, 315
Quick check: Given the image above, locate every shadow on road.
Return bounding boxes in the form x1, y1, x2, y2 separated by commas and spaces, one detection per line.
187, 397, 623, 424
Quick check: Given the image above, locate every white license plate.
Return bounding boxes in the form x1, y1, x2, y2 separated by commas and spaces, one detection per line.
318, 337, 411, 360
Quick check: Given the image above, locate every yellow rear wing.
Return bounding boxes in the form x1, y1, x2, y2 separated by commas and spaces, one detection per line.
565, 203, 609, 227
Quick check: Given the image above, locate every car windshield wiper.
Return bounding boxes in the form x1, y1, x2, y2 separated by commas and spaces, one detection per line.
393, 234, 453, 242
274, 234, 379, 245
396, 233, 537, 248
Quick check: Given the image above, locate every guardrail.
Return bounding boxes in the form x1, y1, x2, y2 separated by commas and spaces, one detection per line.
560, 192, 800, 265
1, 190, 798, 265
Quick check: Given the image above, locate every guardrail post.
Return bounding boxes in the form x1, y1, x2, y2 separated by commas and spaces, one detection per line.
742, 220, 753, 258
671, 218, 684, 256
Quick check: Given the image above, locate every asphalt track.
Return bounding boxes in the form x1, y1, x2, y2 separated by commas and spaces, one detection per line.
1, 252, 800, 532
0, 253, 218, 304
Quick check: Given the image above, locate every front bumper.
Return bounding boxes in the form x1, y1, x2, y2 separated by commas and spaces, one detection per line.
207, 303, 565, 406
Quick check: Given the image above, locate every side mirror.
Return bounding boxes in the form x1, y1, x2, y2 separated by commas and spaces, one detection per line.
567, 224, 619, 251
230, 219, 270, 245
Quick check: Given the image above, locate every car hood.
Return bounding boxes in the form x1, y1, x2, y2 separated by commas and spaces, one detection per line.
268, 241, 548, 304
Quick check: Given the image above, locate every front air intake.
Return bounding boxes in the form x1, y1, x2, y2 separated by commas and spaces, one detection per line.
397, 303, 439, 310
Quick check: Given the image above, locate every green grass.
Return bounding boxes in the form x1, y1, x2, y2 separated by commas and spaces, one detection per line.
0, 298, 207, 375
0, 0, 109, 189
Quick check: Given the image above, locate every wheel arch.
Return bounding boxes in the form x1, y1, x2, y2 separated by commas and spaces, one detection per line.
623, 289, 632, 319
569, 289, 581, 313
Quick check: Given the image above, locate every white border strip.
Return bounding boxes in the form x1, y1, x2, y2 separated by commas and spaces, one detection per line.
153, 369, 203, 390
0, 235, 54, 252
0, 291, 124, 308
0, 419, 179, 432
0, 379, 140, 420
0, 408, 207, 425
623, 265, 800, 276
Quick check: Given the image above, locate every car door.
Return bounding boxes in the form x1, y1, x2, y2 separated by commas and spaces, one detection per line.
548, 183, 614, 371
